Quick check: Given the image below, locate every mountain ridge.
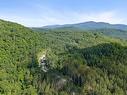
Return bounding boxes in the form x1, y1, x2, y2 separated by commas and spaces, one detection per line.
39, 21, 127, 31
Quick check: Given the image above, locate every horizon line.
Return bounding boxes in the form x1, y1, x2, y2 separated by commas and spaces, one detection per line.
1, 18, 127, 27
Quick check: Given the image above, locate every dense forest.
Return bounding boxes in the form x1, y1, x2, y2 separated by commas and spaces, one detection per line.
0, 19, 127, 95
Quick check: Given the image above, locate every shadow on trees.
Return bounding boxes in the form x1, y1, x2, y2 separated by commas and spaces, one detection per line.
29, 42, 127, 94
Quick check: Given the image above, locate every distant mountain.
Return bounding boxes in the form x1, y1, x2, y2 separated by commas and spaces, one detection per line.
40, 21, 127, 31
42, 24, 63, 29
32, 21, 127, 39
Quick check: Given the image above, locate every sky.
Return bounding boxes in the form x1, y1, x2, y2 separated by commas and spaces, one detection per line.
0, 0, 127, 27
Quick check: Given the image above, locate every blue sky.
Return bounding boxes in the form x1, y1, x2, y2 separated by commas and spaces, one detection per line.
0, 0, 127, 27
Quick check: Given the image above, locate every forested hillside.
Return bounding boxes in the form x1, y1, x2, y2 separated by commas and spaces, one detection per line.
0, 19, 127, 95
0, 19, 45, 95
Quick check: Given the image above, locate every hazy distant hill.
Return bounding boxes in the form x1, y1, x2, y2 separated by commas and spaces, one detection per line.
39, 21, 127, 31
32, 21, 127, 40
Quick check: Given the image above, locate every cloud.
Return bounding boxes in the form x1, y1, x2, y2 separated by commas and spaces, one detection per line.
0, 10, 126, 27
0, 0, 127, 27
76, 11, 125, 24
57, 11, 125, 25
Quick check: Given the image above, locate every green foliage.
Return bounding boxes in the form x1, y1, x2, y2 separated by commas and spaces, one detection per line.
0, 19, 127, 95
